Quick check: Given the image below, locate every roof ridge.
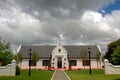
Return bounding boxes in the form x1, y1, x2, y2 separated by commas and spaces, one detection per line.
22, 45, 97, 47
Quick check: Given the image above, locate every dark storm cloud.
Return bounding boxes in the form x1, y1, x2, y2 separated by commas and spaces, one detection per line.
14, 0, 114, 20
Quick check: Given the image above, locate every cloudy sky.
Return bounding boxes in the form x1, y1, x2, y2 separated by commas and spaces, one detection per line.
0, 0, 120, 53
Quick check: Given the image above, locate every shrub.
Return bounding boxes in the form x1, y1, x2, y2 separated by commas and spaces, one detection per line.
16, 65, 20, 75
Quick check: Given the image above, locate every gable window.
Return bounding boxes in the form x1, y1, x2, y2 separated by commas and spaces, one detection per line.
58, 48, 61, 52
69, 60, 77, 66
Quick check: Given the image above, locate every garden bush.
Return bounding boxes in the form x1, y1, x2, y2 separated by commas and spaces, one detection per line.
16, 65, 20, 75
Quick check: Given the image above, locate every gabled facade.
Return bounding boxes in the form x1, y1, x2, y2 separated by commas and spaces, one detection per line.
51, 44, 69, 69
18, 44, 102, 70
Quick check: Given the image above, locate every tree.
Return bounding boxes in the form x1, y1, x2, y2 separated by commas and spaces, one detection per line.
80, 49, 88, 69
104, 39, 120, 62
15, 52, 23, 67
80, 49, 88, 59
0, 38, 13, 66
96, 52, 101, 68
32, 51, 39, 64
111, 46, 120, 65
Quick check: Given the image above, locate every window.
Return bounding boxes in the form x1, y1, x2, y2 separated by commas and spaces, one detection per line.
42, 60, 50, 66
29, 60, 36, 66
64, 58, 66, 61
58, 48, 61, 52
82, 60, 90, 66
69, 60, 77, 66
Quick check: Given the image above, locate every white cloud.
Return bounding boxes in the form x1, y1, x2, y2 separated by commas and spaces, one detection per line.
80, 11, 111, 33
0, 1, 43, 45
77, 10, 120, 48
0, 0, 119, 53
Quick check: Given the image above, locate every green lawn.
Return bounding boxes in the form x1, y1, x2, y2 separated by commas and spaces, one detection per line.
0, 70, 54, 80
1, 69, 120, 80
66, 69, 120, 80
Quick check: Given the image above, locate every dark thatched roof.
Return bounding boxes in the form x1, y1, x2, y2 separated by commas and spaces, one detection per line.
18, 45, 101, 59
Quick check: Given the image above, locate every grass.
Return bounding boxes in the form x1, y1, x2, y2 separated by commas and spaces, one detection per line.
1, 69, 120, 80
0, 70, 54, 80
66, 69, 120, 80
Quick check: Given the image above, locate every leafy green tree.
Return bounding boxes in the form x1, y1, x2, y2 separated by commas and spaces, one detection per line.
0, 38, 13, 66
104, 39, 120, 62
111, 46, 120, 65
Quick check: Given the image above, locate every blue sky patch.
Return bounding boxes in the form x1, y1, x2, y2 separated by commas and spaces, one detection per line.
99, 0, 120, 16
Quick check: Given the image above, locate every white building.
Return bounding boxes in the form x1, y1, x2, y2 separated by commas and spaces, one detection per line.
18, 44, 102, 70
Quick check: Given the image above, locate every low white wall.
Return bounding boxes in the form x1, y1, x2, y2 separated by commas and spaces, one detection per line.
104, 59, 120, 74
0, 60, 16, 76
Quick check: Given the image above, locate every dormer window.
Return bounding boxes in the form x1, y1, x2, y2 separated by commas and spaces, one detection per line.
58, 48, 61, 52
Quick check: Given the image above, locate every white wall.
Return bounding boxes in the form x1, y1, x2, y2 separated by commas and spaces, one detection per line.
20, 59, 48, 70
19, 59, 29, 69
0, 60, 16, 76
71, 59, 102, 69
104, 59, 120, 74
20, 58, 102, 70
